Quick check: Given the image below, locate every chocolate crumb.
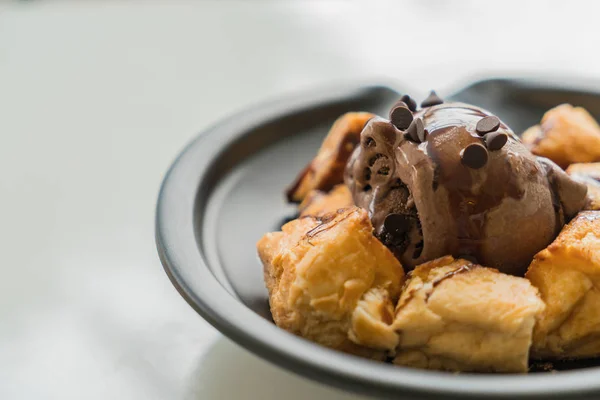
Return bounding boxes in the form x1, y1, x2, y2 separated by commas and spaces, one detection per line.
384, 213, 411, 236
377, 166, 390, 176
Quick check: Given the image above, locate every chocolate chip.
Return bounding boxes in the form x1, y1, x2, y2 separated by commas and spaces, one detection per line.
400, 94, 417, 112
406, 117, 424, 143
420, 90, 444, 108
476, 116, 500, 135
389, 102, 414, 130
460, 143, 488, 169
485, 131, 508, 151
418, 128, 428, 143
384, 213, 410, 236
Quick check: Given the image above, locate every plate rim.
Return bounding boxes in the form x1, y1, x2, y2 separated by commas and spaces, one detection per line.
156, 79, 600, 399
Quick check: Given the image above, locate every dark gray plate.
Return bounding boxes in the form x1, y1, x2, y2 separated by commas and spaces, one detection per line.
156, 79, 600, 399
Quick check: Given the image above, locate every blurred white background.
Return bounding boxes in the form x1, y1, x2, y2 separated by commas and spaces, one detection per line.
1, 1, 600, 399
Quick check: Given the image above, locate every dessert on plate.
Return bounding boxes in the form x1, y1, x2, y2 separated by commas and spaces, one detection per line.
345, 102, 585, 274
257, 90, 600, 373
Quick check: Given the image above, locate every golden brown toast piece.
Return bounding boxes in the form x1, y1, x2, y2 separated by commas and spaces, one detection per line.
286, 112, 373, 203
392, 256, 544, 373
298, 184, 354, 217
526, 211, 600, 359
522, 104, 600, 168
257, 207, 404, 356
521, 124, 543, 148
566, 163, 600, 210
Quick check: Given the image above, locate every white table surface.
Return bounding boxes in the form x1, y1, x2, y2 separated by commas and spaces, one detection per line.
2, 1, 600, 399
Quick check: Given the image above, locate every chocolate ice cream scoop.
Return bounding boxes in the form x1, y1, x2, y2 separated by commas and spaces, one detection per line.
345, 100, 587, 275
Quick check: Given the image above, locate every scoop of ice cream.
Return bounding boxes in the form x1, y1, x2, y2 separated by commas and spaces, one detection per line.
345, 100, 587, 275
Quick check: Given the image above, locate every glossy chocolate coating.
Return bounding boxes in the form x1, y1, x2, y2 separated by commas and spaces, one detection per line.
345, 102, 587, 275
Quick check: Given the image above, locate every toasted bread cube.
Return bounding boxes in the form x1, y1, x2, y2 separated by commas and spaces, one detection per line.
526, 211, 600, 359
298, 184, 354, 217
392, 256, 544, 373
257, 207, 404, 356
523, 104, 600, 168
349, 287, 398, 351
286, 112, 373, 202
566, 163, 600, 210
521, 124, 543, 147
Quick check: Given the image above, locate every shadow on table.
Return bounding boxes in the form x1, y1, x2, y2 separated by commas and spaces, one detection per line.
185, 337, 370, 400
